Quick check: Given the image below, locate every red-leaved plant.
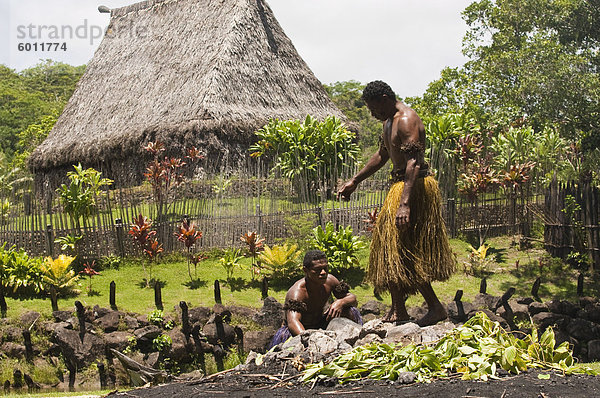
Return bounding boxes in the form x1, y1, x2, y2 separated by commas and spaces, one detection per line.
129, 214, 163, 287
240, 231, 265, 280
143, 141, 204, 222
176, 219, 203, 281
79, 260, 100, 295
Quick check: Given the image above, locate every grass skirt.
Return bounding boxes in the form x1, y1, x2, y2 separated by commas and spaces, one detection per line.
368, 176, 454, 295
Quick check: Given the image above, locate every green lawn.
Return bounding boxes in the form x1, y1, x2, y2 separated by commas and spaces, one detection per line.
4, 235, 595, 321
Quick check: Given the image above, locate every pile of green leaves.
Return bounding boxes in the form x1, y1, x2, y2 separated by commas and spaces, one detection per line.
310, 222, 366, 273
302, 312, 597, 384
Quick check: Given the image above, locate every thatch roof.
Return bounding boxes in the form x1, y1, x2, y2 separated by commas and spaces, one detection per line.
30, 0, 344, 187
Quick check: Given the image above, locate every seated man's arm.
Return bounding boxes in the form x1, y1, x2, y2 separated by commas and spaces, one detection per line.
284, 294, 308, 336
326, 277, 358, 321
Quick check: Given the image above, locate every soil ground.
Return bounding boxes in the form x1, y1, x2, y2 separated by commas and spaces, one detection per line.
105, 368, 600, 398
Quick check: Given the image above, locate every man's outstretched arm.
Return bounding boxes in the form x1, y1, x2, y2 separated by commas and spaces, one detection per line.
338, 146, 389, 200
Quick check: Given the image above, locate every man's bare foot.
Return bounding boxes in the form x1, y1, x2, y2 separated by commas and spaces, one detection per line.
382, 308, 410, 323
416, 306, 447, 327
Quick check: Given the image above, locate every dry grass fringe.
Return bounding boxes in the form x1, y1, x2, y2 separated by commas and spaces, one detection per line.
368, 176, 455, 294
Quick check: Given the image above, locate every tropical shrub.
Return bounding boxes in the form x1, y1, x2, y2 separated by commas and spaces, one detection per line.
41, 255, 79, 311
257, 243, 302, 280
219, 248, 243, 280
0, 243, 43, 296
56, 163, 112, 230
250, 115, 359, 200
310, 222, 366, 273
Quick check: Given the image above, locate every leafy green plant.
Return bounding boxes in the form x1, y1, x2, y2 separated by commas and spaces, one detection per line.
54, 233, 82, 256
56, 163, 112, 230
0, 243, 43, 300
123, 336, 137, 355
250, 115, 359, 200
310, 222, 366, 273
257, 243, 301, 280
152, 334, 172, 353
148, 309, 165, 326
219, 248, 243, 280
41, 255, 79, 311
0, 198, 10, 225
303, 312, 597, 384
464, 243, 494, 276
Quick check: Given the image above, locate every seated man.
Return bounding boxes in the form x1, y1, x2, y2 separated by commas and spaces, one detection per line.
268, 250, 362, 349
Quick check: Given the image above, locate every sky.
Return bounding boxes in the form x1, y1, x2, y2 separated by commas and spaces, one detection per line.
0, 0, 472, 97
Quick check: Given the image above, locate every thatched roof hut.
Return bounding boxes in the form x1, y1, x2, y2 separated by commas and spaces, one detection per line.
30, 0, 344, 188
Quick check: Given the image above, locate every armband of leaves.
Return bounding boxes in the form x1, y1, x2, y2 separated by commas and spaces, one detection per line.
333, 281, 350, 298
283, 299, 308, 313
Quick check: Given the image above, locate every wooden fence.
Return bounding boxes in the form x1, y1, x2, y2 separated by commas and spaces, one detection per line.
543, 179, 600, 269
0, 177, 544, 259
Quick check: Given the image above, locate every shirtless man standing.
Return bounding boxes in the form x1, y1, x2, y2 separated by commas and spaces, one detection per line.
268, 250, 361, 348
338, 80, 454, 326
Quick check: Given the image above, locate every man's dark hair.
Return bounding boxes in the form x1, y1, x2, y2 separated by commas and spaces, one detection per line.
303, 250, 327, 269
362, 80, 396, 102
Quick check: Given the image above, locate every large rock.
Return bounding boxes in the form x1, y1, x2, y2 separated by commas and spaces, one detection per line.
104, 331, 134, 351
1, 342, 26, 358
547, 300, 579, 318
167, 328, 194, 362
354, 333, 383, 347
243, 330, 275, 353
122, 315, 139, 330
19, 311, 41, 327
359, 319, 393, 339
252, 297, 284, 329
532, 312, 570, 332
187, 306, 212, 326
360, 300, 387, 316
133, 325, 162, 343
420, 322, 454, 343
565, 318, 600, 342
52, 311, 73, 323
52, 326, 106, 368
447, 301, 475, 322
384, 322, 421, 345
471, 293, 500, 311
1, 326, 22, 342
203, 321, 236, 346
528, 302, 548, 316
93, 305, 112, 319
307, 331, 338, 358
326, 317, 361, 346
95, 311, 121, 332
587, 340, 600, 361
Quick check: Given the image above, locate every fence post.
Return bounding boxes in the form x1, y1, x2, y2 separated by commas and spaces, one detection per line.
256, 205, 262, 235
109, 281, 117, 310
45, 224, 54, 257
214, 280, 222, 304
154, 283, 163, 311
114, 219, 125, 258
261, 276, 269, 300
180, 301, 190, 338
447, 198, 456, 238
